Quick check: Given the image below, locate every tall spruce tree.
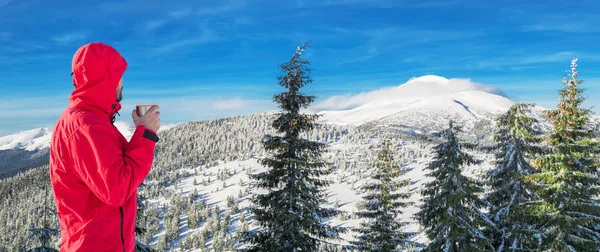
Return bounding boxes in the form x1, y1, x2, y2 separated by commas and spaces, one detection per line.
243, 41, 343, 251
351, 139, 415, 251
415, 121, 495, 252
522, 58, 600, 251
485, 103, 542, 251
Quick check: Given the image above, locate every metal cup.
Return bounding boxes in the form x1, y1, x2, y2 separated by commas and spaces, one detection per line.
136, 104, 157, 116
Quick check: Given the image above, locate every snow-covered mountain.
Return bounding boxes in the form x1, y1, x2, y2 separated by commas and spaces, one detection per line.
0, 122, 179, 151
320, 90, 514, 129
311, 75, 600, 136
3, 75, 598, 153
0, 121, 178, 179
315, 75, 515, 129
0, 127, 51, 151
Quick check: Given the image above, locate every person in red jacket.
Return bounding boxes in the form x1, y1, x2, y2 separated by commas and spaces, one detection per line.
49, 42, 161, 251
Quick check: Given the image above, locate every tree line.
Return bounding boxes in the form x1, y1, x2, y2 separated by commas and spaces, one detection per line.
240, 43, 600, 251
1, 42, 599, 251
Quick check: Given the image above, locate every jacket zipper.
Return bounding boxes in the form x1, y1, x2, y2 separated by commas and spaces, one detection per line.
120, 206, 125, 252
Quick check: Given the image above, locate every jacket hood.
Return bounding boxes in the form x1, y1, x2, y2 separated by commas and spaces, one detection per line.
69, 42, 128, 118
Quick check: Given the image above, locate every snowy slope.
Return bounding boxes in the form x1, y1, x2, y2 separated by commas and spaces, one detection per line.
316, 75, 515, 128
0, 122, 179, 151
319, 90, 514, 130
0, 128, 51, 151
143, 127, 497, 251
143, 141, 443, 250
314, 75, 600, 132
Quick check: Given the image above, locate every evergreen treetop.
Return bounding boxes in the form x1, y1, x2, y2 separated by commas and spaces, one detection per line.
416, 121, 494, 252
351, 139, 415, 251
244, 40, 343, 252
523, 58, 600, 251
485, 102, 542, 251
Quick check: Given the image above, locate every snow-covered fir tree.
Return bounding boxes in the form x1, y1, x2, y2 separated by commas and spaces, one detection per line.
485, 103, 542, 251
27, 170, 58, 252
135, 189, 155, 252
351, 139, 415, 251
243, 41, 343, 251
522, 58, 600, 251
415, 121, 495, 252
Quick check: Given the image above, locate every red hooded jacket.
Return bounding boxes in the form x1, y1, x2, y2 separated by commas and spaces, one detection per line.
49, 42, 158, 251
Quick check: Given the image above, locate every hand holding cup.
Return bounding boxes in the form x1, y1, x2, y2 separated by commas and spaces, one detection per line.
132, 104, 160, 133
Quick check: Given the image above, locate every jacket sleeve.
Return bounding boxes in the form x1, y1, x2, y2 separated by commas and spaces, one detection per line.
69, 124, 158, 207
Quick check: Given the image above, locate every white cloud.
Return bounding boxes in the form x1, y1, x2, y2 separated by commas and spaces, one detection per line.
0, 95, 68, 117
144, 2, 243, 31
53, 32, 88, 44
0, 32, 11, 41
323, 0, 390, 6
145, 8, 193, 31
470, 52, 600, 70
233, 17, 253, 26
337, 55, 374, 65
153, 28, 220, 54
197, 1, 246, 16
0, 92, 276, 136
311, 75, 506, 111
322, 0, 462, 8
330, 27, 482, 66
212, 97, 249, 110
119, 96, 274, 125
0, 107, 65, 118
168, 8, 193, 19
520, 13, 599, 34
145, 19, 168, 30
125, 85, 218, 96
523, 23, 594, 33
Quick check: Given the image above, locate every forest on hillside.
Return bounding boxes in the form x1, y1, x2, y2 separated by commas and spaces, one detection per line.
0, 115, 441, 251
1, 44, 599, 251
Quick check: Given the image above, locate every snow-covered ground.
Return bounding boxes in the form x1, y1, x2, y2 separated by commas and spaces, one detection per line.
144, 144, 440, 250
141, 134, 497, 251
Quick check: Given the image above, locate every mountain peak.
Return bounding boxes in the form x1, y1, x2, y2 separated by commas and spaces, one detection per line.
313, 75, 513, 127
311, 75, 508, 113
0, 127, 51, 151
406, 75, 450, 85
0, 122, 181, 152
397, 75, 506, 98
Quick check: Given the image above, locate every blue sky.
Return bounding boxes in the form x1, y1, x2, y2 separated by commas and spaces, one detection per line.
1, 0, 600, 136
